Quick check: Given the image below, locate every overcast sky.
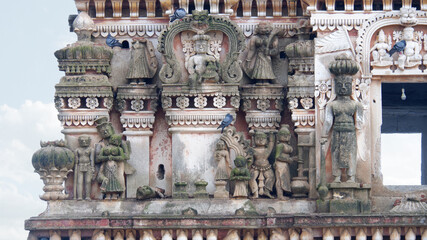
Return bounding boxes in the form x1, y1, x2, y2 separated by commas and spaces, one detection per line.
0, 1, 422, 239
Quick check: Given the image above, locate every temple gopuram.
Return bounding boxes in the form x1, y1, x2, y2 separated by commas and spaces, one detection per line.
26, 0, 427, 239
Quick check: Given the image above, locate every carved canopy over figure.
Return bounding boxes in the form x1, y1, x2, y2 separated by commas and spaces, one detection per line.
242, 22, 279, 83
126, 37, 158, 84
322, 54, 363, 183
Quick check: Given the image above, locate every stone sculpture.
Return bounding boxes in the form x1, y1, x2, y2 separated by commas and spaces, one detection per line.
274, 125, 297, 200
214, 140, 232, 181
32, 140, 75, 201
322, 54, 363, 183
397, 27, 422, 71
187, 31, 220, 89
97, 134, 127, 199
230, 156, 251, 198
242, 22, 279, 83
74, 135, 95, 200
136, 185, 165, 200
126, 37, 158, 84
249, 131, 275, 198
370, 30, 392, 66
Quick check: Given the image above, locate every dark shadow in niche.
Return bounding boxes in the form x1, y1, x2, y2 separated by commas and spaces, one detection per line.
157, 164, 165, 180
122, 40, 130, 49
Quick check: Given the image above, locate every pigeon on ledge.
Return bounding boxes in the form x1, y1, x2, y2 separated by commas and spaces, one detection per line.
106, 34, 122, 48
389, 40, 406, 56
217, 113, 233, 133
170, 8, 187, 22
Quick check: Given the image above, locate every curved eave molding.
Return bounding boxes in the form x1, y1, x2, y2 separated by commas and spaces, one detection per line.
356, 10, 427, 75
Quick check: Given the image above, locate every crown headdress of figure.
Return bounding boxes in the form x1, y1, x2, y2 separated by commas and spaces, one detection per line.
193, 31, 211, 41
328, 54, 359, 76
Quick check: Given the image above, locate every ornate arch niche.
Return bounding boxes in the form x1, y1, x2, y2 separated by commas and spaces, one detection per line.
355, 8, 427, 188
157, 10, 245, 84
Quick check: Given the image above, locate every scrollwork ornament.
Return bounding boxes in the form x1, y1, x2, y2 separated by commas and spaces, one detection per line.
116, 99, 127, 113
288, 98, 298, 110
230, 96, 240, 109
275, 99, 284, 111
243, 99, 252, 111
103, 98, 114, 110
131, 99, 144, 112
68, 97, 81, 109
300, 98, 313, 110
176, 96, 190, 109
257, 99, 270, 112
86, 97, 99, 109
162, 97, 172, 109
55, 97, 65, 110
194, 95, 207, 109
213, 95, 226, 108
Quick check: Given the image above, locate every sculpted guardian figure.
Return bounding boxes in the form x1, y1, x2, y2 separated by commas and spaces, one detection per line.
74, 135, 95, 200
97, 134, 127, 199
187, 32, 220, 89
230, 156, 251, 198
274, 125, 297, 200
249, 131, 275, 198
242, 22, 279, 83
322, 54, 363, 183
126, 37, 158, 84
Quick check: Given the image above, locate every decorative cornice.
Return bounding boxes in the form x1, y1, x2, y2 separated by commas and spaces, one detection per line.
165, 109, 236, 127
91, 20, 299, 39
291, 109, 315, 127
120, 111, 156, 129
58, 109, 109, 127
310, 12, 377, 31
245, 110, 281, 130
240, 84, 285, 100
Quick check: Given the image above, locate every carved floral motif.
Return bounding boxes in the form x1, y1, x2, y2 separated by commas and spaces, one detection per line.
194, 95, 208, 109
257, 99, 270, 112
162, 97, 172, 109
176, 96, 190, 109
68, 97, 81, 109
213, 95, 226, 108
86, 97, 99, 109
131, 99, 144, 112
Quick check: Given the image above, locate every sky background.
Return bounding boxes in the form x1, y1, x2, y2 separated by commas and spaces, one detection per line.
0, 1, 422, 239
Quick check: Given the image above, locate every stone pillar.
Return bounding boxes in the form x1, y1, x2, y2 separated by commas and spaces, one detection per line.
162, 84, 240, 195
241, 84, 285, 133
116, 85, 158, 198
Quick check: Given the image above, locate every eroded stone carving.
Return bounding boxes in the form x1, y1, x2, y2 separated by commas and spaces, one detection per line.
32, 140, 75, 201
74, 135, 94, 200
274, 125, 297, 200
322, 54, 363, 183
370, 30, 392, 67
214, 140, 232, 182
136, 186, 165, 200
249, 131, 275, 198
242, 22, 281, 84
394, 27, 423, 71
126, 37, 158, 84
97, 134, 128, 200
230, 156, 251, 198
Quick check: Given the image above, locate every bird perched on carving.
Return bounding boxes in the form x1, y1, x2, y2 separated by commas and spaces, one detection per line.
218, 113, 233, 133
389, 40, 406, 56
170, 8, 186, 22
106, 34, 122, 48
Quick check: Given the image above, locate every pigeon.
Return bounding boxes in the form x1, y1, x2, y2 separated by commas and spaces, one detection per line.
217, 113, 233, 133
389, 40, 406, 56
170, 8, 186, 22
106, 34, 122, 48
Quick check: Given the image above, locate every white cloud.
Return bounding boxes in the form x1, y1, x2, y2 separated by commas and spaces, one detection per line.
0, 101, 61, 240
